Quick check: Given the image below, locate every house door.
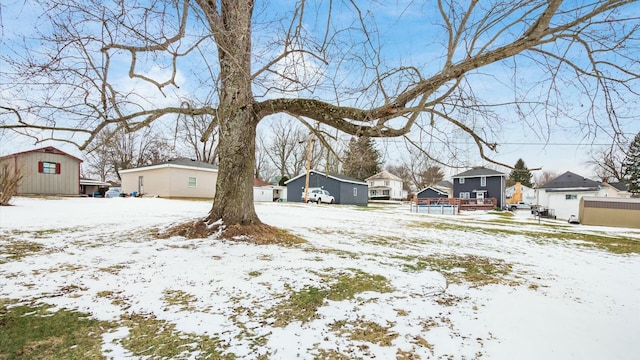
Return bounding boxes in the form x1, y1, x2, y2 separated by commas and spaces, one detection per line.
476, 191, 485, 205
138, 176, 144, 195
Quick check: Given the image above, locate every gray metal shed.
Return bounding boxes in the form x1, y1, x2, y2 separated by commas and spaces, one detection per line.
285, 170, 368, 206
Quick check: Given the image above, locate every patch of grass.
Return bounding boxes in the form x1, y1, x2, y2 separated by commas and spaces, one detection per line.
96, 290, 129, 307
313, 349, 351, 360
488, 211, 514, 217
120, 313, 234, 359
409, 219, 640, 254
402, 254, 515, 287
303, 247, 360, 259
248, 270, 262, 277
163, 289, 197, 312
0, 240, 45, 263
534, 231, 640, 254
268, 269, 393, 327
0, 299, 113, 359
98, 264, 126, 275
329, 319, 398, 346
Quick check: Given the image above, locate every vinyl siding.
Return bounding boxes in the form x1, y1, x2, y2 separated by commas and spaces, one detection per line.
1, 151, 80, 195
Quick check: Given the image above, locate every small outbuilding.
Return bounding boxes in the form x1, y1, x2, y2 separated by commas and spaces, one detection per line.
578, 197, 640, 228
120, 158, 218, 198
253, 178, 286, 202
285, 170, 368, 206
0, 146, 82, 196
80, 178, 111, 197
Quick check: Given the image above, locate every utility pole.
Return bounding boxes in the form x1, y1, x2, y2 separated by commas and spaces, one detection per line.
303, 133, 313, 203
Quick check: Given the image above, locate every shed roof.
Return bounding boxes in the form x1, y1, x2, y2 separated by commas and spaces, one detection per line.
451, 167, 506, 178
416, 186, 449, 196
0, 146, 83, 162
285, 170, 367, 185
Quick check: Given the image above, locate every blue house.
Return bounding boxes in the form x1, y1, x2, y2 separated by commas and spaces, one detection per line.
285, 170, 368, 206
451, 167, 507, 208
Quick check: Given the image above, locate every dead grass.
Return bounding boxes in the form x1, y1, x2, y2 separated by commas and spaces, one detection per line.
120, 313, 234, 359
402, 254, 516, 287
156, 220, 306, 246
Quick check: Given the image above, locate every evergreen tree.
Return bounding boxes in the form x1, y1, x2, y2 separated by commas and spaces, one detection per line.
342, 136, 381, 180
508, 158, 533, 187
623, 132, 640, 196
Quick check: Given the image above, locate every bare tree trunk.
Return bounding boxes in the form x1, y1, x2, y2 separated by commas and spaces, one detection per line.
204, 0, 261, 226
207, 109, 260, 225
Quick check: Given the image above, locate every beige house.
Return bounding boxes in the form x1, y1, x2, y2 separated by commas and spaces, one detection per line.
0, 146, 82, 195
120, 158, 218, 198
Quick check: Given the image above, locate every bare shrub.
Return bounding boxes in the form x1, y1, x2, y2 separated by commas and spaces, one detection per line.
0, 164, 22, 206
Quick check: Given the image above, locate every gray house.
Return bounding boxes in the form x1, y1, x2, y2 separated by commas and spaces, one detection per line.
285, 170, 368, 206
451, 167, 507, 208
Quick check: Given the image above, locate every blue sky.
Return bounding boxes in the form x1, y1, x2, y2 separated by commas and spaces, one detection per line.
1, 0, 639, 180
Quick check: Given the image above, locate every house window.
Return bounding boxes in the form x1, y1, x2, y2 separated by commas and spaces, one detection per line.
460, 192, 470, 199
481, 176, 486, 187
38, 161, 60, 174
565, 194, 577, 200
369, 181, 374, 186
188, 177, 197, 187
353, 187, 357, 196
459, 178, 465, 184
384, 180, 390, 186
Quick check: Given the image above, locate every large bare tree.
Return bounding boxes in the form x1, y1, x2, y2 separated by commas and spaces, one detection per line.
1, 1, 638, 231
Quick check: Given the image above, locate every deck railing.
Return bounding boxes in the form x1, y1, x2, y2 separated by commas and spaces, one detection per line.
410, 197, 498, 214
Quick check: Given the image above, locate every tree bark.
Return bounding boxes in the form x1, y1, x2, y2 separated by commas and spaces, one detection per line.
204, 0, 261, 226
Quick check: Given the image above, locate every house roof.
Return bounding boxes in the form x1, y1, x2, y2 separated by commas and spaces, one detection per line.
0, 146, 83, 162
284, 170, 367, 185
253, 178, 272, 187
119, 158, 218, 173
365, 170, 402, 182
451, 167, 506, 178
435, 180, 453, 189
538, 171, 601, 190
607, 182, 629, 192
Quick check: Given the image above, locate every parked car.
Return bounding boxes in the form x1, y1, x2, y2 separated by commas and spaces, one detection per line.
568, 215, 580, 224
302, 188, 335, 204
507, 201, 531, 211
105, 188, 122, 198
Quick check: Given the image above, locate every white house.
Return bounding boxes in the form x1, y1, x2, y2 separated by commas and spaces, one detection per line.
365, 170, 407, 201
535, 171, 610, 220
505, 182, 536, 204
253, 178, 286, 202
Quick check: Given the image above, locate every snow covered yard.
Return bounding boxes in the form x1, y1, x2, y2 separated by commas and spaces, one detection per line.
1, 197, 639, 359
